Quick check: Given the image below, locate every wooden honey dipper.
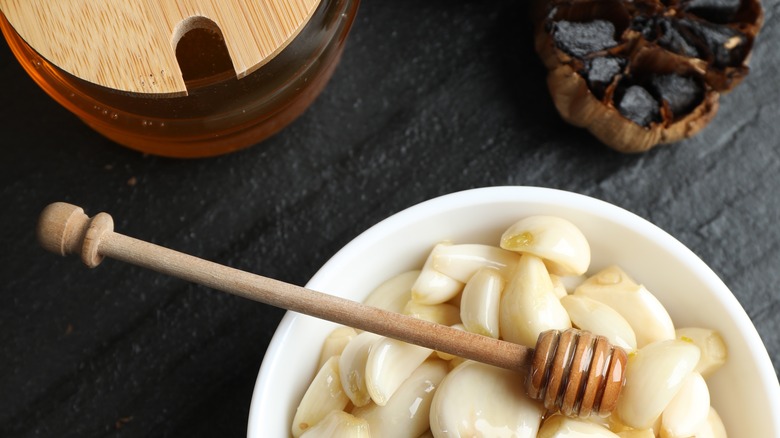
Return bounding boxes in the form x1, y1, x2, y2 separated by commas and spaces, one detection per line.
36, 202, 627, 417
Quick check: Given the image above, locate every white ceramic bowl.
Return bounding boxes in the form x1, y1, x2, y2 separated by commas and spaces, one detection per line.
248, 186, 780, 437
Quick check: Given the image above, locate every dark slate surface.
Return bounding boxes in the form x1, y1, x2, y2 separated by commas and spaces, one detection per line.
1, 1, 778, 436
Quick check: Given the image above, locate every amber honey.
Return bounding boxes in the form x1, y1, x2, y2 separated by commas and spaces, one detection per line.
0, 0, 359, 158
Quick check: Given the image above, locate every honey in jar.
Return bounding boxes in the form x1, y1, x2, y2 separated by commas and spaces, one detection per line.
0, 0, 360, 157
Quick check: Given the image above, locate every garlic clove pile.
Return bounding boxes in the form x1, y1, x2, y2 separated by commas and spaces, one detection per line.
574, 266, 674, 348
616, 339, 701, 429
365, 337, 433, 406
363, 270, 419, 314
549, 274, 570, 299
538, 414, 621, 437
339, 331, 383, 407
412, 243, 464, 305
429, 361, 544, 437
317, 326, 358, 370
500, 254, 572, 348
675, 327, 728, 378
353, 359, 448, 438
660, 372, 711, 438
299, 410, 370, 438
292, 356, 351, 437
459, 267, 504, 339
432, 243, 519, 283
500, 216, 591, 276
560, 294, 637, 352
692, 407, 728, 438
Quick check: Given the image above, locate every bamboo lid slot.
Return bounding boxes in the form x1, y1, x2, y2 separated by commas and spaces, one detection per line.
0, 0, 320, 95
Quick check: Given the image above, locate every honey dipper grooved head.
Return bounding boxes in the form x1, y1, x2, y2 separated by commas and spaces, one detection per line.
526, 328, 627, 417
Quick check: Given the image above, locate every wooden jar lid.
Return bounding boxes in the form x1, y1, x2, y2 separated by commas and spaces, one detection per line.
0, 0, 320, 95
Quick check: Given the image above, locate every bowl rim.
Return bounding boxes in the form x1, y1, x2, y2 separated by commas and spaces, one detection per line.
247, 186, 780, 437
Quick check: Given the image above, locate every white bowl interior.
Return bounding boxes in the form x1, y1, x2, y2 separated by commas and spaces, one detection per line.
248, 186, 780, 437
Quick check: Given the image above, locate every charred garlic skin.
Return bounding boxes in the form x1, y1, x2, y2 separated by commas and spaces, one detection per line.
534, 0, 763, 153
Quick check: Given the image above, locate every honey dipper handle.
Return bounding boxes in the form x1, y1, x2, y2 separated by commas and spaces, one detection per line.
36, 202, 533, 372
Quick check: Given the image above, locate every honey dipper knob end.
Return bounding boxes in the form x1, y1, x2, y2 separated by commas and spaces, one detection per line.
37, 202, 114, 267
37, 203, 90, 256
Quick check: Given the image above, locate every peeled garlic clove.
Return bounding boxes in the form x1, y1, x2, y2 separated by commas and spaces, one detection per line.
538, 414, 620, 438
354, 360, 449, 437
365, 337, 433, 406
412, 243, 464, 305
660, 372, 710, 438
560, 294, 637, 352
300, 410, 370, 438
581, 413, 611, 430
500, 216, 590, 276
617, 339, 700, 429
460, 267, 504, 339
403, 300, 461, 327
692, 407, 727, 438
500, 254, 571, 348
578, 265, 638, 290
430, 361, 544, 437
363, 270, 420, 314
558, 273, 588, 294
292, 356, 351, 437
675, 327, 728, 378
549, 274, 570, 299
432, 244, 520, 283
339, 331, 383, 407
447, 356, 467, 371
317, 326, 358, 370
574, 266, 674, 348
616, 430, 655, 438
609, 414, 660, 437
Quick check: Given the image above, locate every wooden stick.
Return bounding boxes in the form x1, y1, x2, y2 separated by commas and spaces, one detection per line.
36, 202, 627, 416
37, 202, 532, 372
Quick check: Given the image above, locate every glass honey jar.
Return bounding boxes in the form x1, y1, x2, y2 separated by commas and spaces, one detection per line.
0, 0, 359, 158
